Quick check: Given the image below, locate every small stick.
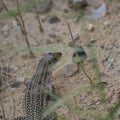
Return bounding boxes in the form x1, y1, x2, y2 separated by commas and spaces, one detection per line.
34, 0, 44, 33
67, 22, 74, 41
16, 0, 35, 58
0, 97, 6, 120
0, 0, 21, 26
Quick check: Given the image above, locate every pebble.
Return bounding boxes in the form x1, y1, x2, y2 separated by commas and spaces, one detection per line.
92, 4, 107, 19
36, 0, 52, 13
16, 76, 25, 83
12, 20, 18, 27
1, 25, 9, 33
86, 24, 94, 31
95, 100, 101, 105
49, 33, 57, 38
40, 15, 47, 22
1, 25, 9, 37
107, 57, 114, 69
52, 63, 78, 78
48, 15, 61, 24
10, 81, 21, 88
103, 21, 110, 27
3, 38, 13, 44
68, 0, 88, 8
73, 32, 79, 41
24, 79, 32, 87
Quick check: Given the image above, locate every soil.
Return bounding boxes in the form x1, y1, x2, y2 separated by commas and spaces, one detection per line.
0, 0, 120, 120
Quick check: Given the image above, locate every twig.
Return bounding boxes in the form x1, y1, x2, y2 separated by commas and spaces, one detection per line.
0, 0, 22, 29
0, 97, 6, 120
67, 22, 74, 41
16, 0, 35, 58
34, 0, 44, 33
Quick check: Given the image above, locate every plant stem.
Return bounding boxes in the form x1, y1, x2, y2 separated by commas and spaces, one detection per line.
16, 0, 35, 58
34, 0, 44, 33
79, 62, 96, 87
1, 0, 22, 28
0, 97, 6, 120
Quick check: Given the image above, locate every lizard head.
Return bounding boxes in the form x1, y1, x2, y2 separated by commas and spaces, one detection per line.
45, 52, 62, 64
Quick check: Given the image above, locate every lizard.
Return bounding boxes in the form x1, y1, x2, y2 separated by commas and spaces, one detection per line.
14, 52, 62, 120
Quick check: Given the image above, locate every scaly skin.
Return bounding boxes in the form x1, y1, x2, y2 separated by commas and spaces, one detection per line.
14, 52, 62, 120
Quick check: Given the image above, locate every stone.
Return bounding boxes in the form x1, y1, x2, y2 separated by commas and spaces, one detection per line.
52, 63, 78, 78
68, 0, 88, 9
24, 79, 32, 87
73, 32, 79, 41
48, 15, 61, 24
40, 15, 47, 22
26, 0, 52, 13
49, 33, 56, 38
107, 57, 114, 69
92, 4, 107, 19
12, 20, 18, 27
10, 81, 21, 88
86, 24, 94, 31
3, 38, 13, 44
36, 0, 52, 13
16, 76, 25, 83
1, 25, 9, 32
103, 21, 110, 27
1, 25, 9, 37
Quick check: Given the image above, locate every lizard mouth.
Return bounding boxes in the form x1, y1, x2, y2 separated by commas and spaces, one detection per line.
44, 52, 62, 64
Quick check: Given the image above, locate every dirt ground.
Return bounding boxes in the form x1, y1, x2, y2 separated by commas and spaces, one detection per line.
0, 0, 120, 120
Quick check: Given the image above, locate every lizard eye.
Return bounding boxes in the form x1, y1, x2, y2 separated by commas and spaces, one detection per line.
53, 57, 57, 62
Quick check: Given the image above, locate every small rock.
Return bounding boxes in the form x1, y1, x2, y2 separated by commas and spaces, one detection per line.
73, 32, 79, 41
92, 4, 107, 19
12, 20, 18, 27
1, 25, 9, 37
37, 0, 52, 13
52, 63, 78, 78
24, 79, 32, 87
16, 76, 25, 83
48, 15, 61, 24
3, 38, 13, 44
40, 15, 47, 22
10, 81, 21, 88
103, 21, 110, 26
68, 0, 88, 9
49, 33, 56, 38
1, 25, 9, 32
26, 0, 52, 13
86, 24, 94, 31
107, 57, 114, 69
95, 100, 101, 105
